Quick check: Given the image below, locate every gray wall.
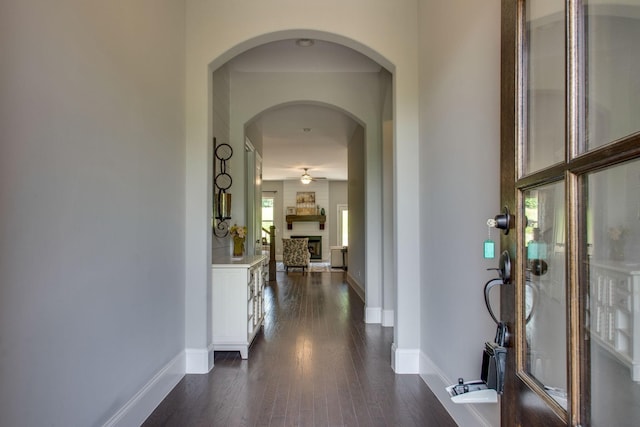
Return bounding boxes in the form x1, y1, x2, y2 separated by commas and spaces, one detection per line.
419, 0, 501, 424
212, 65, 232, 260
380, 70, 395, 326
348, 125, 366, 290
0, 1, 186, 426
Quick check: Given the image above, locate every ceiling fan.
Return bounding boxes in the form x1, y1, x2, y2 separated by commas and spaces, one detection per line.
295, 168, 327, 184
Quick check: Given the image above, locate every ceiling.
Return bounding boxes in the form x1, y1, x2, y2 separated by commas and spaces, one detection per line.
227, 39, 382, 182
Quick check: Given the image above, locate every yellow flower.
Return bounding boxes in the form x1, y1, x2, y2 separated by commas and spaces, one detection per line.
229, 224, 247, 239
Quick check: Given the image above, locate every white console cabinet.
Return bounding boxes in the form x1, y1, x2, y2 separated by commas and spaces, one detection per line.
590, 262, 640, 381
212, 254, 266, 359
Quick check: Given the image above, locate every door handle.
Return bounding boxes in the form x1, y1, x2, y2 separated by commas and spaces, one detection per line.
498, 250, 511, 283
484, 278, 504, 325
484, 251, 513, 347
488, 250, 511, 283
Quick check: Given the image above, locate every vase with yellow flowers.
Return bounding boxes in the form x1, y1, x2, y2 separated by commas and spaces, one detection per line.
230, 224, 247, 257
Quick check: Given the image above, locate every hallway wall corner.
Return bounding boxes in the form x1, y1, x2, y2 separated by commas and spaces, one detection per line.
391, 343, 420, 373
185, 345, 215, 374
365, 306, 382, 324
104, 351, 186, 427
382, 309, 394, 327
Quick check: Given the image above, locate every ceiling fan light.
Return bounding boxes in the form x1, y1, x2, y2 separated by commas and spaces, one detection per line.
300, 173, 312, 184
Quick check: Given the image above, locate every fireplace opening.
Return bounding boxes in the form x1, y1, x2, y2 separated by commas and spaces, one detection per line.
292, 235, 322, 260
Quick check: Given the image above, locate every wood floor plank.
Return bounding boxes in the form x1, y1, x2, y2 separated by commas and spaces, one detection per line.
143, 272, 457, 427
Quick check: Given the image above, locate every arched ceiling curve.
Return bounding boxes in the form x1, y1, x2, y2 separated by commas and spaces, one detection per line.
228, 38, 385, 181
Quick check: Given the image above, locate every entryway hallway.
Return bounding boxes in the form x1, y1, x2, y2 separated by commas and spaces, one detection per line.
144, 272, 455, 426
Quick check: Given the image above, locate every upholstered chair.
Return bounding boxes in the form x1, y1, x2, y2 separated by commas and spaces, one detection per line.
282, 238, 311, 274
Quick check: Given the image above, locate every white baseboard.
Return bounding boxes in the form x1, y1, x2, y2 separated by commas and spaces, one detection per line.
185, 344, 215, 374
420, 352, 498, 427
345, 272, 365, 301
365, 306, 382, 324
382, 309, 394, 327
103, 351, 185, 427
391, 343, 420, 373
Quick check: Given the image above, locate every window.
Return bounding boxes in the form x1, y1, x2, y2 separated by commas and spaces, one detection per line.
337, 204, 348, 246
261, 196, 274, 244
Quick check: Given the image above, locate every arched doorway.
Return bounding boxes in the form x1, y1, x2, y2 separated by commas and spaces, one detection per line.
185, 23, 420, 374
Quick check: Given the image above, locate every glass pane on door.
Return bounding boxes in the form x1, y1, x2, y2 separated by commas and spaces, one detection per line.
583, 1, 640, 151
523, 1, 565, 175
586, 159, 640, 425
524, 181, 568, 408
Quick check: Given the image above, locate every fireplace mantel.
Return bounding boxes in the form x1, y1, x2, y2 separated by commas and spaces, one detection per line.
286, 215, 326, 230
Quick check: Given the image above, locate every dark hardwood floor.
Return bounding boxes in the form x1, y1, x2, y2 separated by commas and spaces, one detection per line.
143, 271, 456, 427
